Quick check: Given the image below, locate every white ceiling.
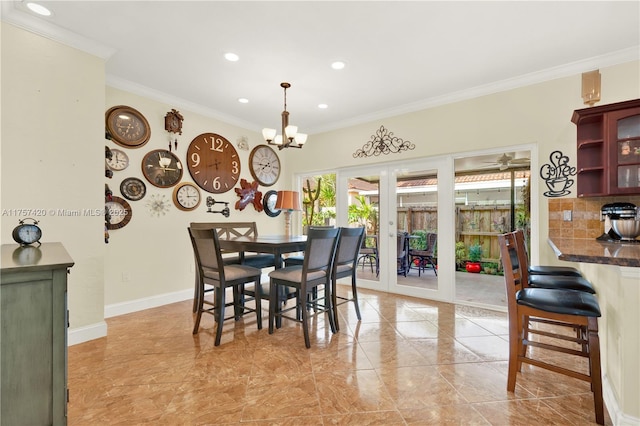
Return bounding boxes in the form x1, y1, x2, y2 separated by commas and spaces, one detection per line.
2, 1, 639, 137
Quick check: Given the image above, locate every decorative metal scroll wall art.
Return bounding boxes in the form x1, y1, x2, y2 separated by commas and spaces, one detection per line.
353, 125, 415, 158
539, 150, 576, 197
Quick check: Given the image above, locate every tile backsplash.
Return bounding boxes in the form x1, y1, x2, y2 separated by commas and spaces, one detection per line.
549, 196, 640, 239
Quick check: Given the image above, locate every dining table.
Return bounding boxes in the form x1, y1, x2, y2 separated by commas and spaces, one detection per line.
217, 234, 307, 269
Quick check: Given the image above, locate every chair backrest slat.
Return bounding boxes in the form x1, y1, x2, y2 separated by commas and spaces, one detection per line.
335, 227, 365, 267
188, 227, 223, 278
303, 227, 341, 272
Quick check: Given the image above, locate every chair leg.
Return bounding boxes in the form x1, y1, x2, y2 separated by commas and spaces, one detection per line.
325, 284, 337, 334
192, 270, 201, 313
268, 279, 276, 334
232, 285, 242, 321
214, 287, 225, 346
588, 317, 604, 425
351, 275, 362, 321
301, 292, 311, 348
254, 279, 262, 330
331, 277, 340, 332
192, 281, 204, 334
507, 309, 522, 391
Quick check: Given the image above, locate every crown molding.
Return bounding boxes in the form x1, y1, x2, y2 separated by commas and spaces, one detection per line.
1, 1, 116, 59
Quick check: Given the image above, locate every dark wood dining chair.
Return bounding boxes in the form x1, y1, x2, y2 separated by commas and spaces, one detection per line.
498, 231, 604, 425
268, 227, 340, 348
409, 232, 437, 276
188, 227, 263, 346
331, 227, 366, 331
189, 222, 276, 312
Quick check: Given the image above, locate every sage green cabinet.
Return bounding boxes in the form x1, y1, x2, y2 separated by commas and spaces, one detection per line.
1, 243, 74, 425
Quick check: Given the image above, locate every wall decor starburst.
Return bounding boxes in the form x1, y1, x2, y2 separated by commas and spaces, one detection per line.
146, 193, 171, 217
353, 125, 415, 158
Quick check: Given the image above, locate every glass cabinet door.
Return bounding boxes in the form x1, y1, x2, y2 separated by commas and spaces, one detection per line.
610, 108, 640, 192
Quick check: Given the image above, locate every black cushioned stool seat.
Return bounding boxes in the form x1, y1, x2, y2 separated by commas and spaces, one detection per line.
516, 288, 601, 317
528, 274, 596, 294
528, 265, 582, 276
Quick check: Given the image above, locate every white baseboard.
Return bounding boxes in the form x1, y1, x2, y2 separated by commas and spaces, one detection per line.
603, 374, 640, 426
68, 321, 107, 346
104, 288, 193, 318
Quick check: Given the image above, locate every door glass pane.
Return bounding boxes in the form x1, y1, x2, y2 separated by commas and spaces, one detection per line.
298, 173, 336, 231
348, 175, 380, 284
454, 151, 531, 308
395, 170, 439, 291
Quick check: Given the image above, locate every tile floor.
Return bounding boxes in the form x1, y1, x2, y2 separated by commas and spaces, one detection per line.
68, 286, 610, 425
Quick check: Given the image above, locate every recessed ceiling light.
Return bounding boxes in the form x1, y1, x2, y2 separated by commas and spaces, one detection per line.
318, 104, 328, 109
26, 2, 52, 16
238, 98, 249, 104
224, 52, 239, 62
331, 61, 346, 70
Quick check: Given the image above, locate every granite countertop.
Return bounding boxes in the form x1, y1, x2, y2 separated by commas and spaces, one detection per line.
547, 237, 640, 267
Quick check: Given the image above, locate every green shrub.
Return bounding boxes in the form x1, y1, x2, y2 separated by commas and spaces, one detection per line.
468, 243, 483, 262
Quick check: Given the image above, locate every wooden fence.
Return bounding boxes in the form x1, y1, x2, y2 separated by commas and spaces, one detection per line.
397, 205, 520, 262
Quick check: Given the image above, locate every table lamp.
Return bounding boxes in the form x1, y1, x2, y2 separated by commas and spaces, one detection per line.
275, 190, 301, 236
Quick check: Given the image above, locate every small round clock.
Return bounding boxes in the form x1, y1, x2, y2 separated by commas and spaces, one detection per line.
142, 149, 183, 188
105, 105, 151, 148
120, 177, 147, 201
106, 148, 129, 171
249, 144, 281, 186
12, 218, 43, 246
105, 196, 133, 230
186, 133, 240, 194
263, 190, 281, 217
173, 182, 201, 211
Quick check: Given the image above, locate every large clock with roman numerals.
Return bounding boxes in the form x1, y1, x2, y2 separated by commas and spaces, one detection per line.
186, 133, 240, 194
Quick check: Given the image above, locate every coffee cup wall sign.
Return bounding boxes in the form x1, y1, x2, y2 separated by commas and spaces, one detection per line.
539, 151, 576, 197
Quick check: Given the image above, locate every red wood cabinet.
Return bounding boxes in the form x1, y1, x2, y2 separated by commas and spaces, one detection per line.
572, 99, 640, 197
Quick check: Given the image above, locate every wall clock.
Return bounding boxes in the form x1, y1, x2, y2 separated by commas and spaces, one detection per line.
249, 144, 281, 186
164, 109, 184, 134
106, 148, 129, 171
186, 133, 240, 194
120, 177, 146, 201
105, 105, 151, 148
142, 149, 183, 188
105, 196, 132, 230
173, 182, 201, 211
263, 190, 281, 217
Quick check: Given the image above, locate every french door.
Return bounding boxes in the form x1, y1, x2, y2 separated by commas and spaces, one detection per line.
336, 157, 454, 302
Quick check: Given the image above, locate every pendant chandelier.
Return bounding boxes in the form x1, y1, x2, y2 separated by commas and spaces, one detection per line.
262, 82, 307, 150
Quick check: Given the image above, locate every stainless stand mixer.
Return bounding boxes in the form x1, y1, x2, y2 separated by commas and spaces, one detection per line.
598, 202, 640, 242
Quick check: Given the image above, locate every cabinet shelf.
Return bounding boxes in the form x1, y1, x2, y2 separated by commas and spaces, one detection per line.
573, 99, 640, 197
577, 139, 604, 149
578, 167, 605, 173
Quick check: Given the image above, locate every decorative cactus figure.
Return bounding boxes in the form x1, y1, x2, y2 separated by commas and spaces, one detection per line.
303, 177, 321, 226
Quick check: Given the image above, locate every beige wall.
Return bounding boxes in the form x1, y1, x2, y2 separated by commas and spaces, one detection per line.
2, 21, 639, 422
102, 87, 284, 310
1, 22, 106, 334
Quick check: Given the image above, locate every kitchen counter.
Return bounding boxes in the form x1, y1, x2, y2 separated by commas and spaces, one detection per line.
547, 237, 640, 267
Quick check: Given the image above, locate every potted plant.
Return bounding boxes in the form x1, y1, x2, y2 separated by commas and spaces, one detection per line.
465, 243, 483, 273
